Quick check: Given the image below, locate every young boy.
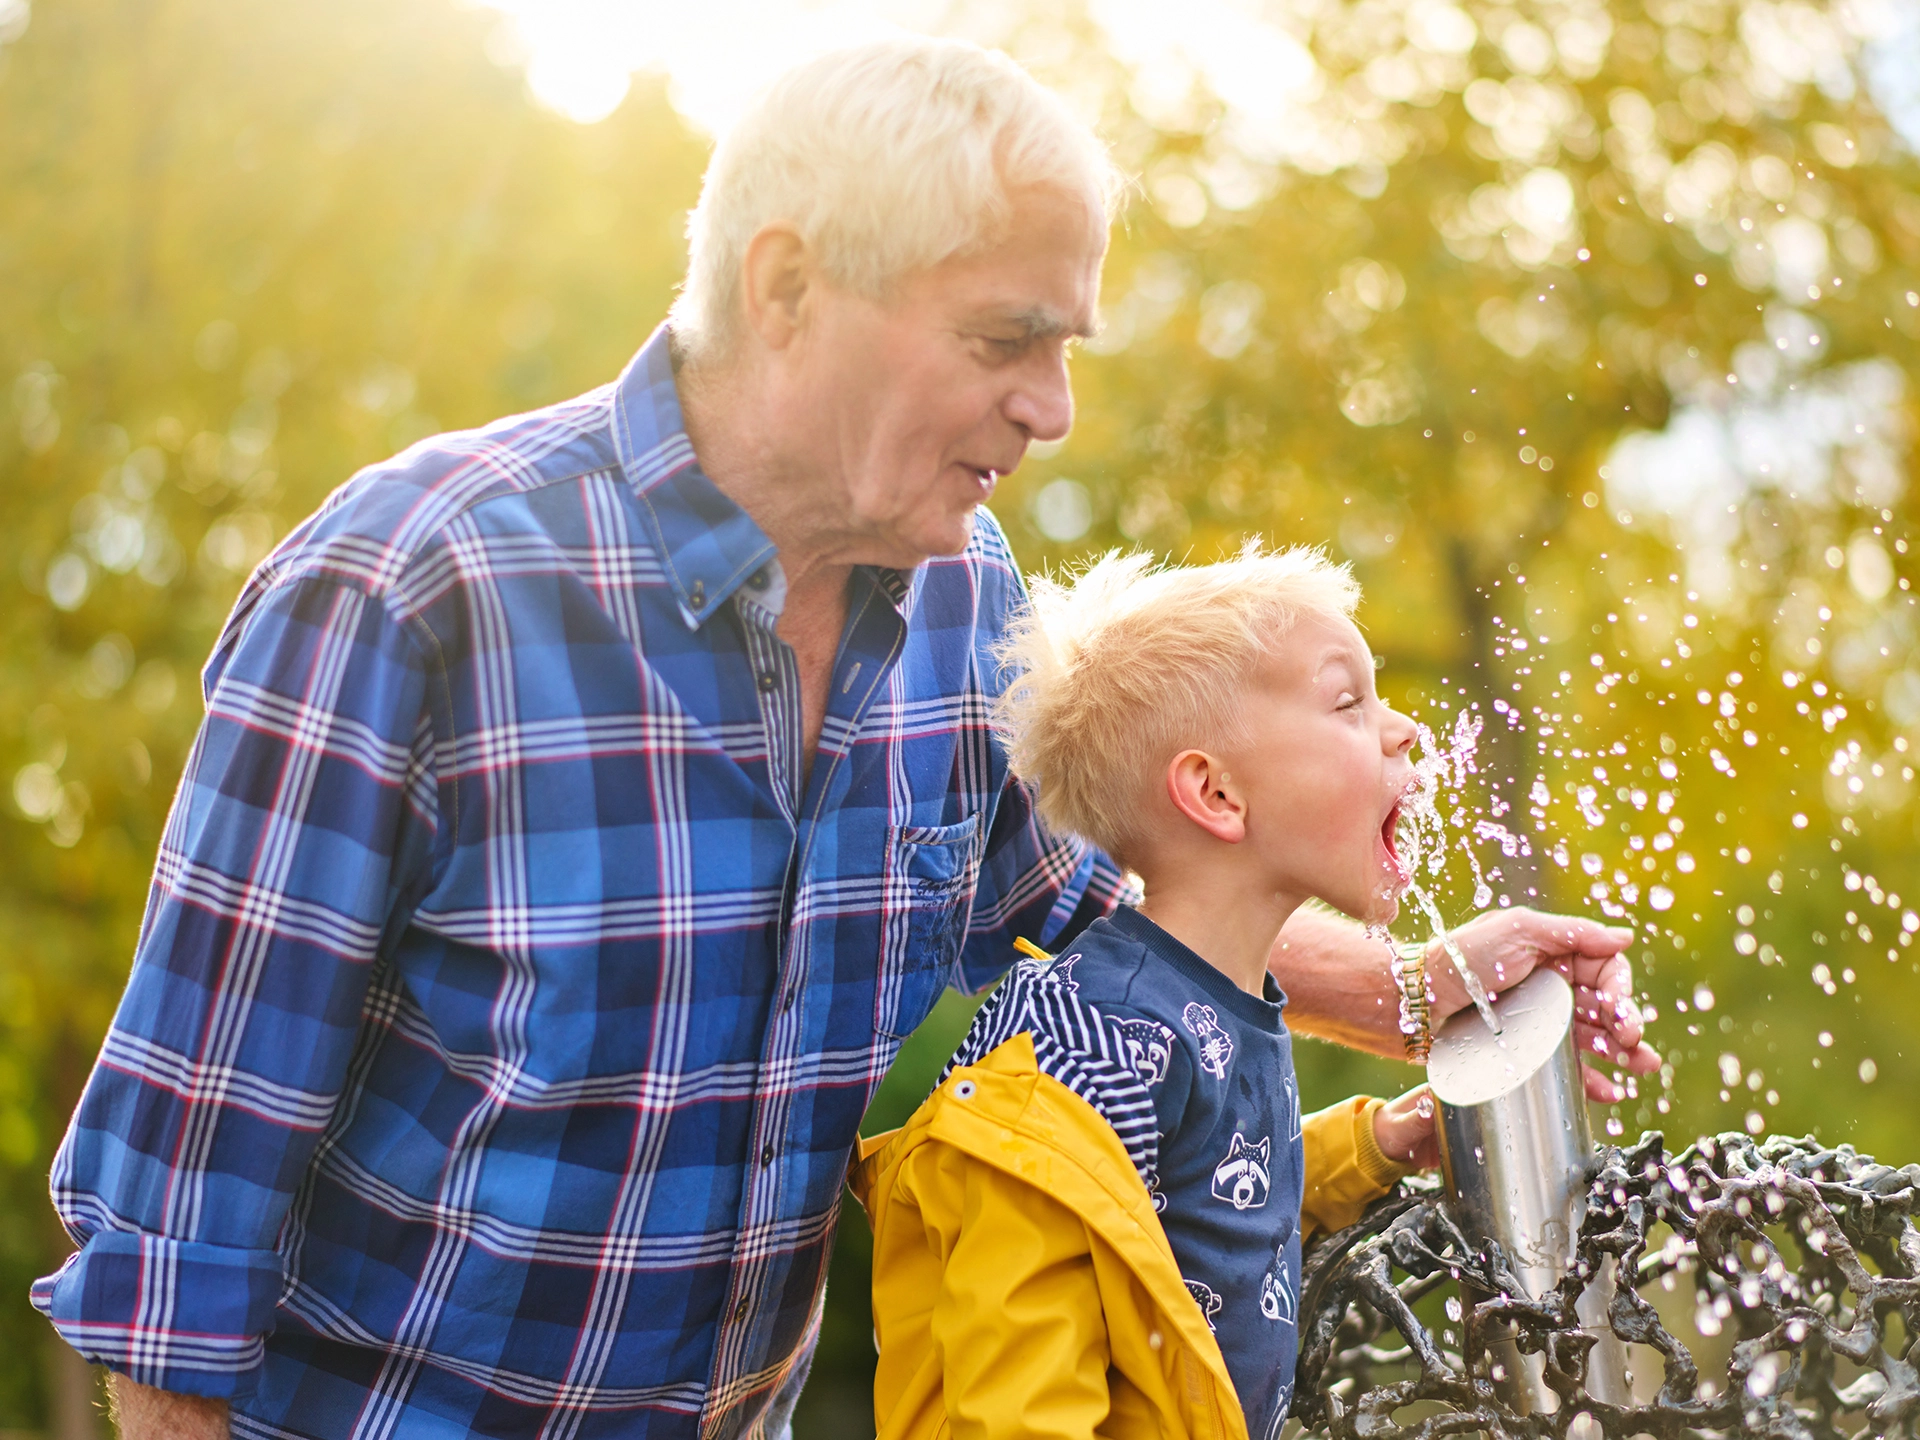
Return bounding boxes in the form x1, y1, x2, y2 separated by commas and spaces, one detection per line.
852, 545, 1440, 1440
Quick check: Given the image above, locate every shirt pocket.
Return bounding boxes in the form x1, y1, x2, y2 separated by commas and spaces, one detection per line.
875, 814, 982, 1041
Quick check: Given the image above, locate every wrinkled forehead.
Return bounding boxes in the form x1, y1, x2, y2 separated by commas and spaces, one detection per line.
923, 182, 1108, 314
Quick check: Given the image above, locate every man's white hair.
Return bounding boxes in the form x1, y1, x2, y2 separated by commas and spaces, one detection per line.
670, 36, 1122, 359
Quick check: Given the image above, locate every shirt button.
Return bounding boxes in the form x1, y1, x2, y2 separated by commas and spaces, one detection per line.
757, 672, 778, 693
734, 1298, 750, 1321
781, 988, 796, 1013
688, 579, 706, 609
761, 1144, 776, 1166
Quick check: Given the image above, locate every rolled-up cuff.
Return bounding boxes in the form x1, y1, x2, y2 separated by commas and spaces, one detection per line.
32, 1232, 283, 1398
1354, 1096, 1417, 1189
1302, 1095, 1415, 1240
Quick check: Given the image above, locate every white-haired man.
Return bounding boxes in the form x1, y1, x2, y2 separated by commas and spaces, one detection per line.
38, 37, 1655, 1440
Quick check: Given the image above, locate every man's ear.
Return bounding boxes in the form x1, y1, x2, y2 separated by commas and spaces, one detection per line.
1165, 749, 1246, 844
739, 224, 811, 350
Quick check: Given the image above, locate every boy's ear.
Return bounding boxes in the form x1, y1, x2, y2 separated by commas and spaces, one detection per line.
1164, 749, 1246, 844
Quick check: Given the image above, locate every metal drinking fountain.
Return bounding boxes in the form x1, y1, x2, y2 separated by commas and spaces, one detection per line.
1427, 966, 1633, 1411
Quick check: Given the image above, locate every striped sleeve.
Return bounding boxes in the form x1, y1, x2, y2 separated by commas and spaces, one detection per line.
32, 573, 439, 1398
944, 961, 1163, 1204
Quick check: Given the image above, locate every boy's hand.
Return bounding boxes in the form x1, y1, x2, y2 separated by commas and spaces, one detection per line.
1374, 1085, 1439, 1171
1422, 908, 1659, 1103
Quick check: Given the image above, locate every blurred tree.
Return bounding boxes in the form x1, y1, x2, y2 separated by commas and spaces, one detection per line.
0, 0, 705, 1422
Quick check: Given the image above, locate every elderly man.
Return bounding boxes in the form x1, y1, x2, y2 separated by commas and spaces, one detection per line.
37, 36, 1655, 1440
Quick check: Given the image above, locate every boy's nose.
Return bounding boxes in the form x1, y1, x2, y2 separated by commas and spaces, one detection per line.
1383, 706, 1417, 756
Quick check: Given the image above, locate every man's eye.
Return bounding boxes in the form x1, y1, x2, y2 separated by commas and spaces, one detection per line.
972, 331, 1029, 354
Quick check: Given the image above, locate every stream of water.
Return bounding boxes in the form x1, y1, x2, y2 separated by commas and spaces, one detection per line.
1387, 710, 1507, 1035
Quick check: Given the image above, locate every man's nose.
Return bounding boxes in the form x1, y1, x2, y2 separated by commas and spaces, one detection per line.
1005, 347, 1074, 443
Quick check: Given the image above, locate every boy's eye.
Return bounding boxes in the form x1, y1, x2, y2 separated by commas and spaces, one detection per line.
1337, 693, 1362, 710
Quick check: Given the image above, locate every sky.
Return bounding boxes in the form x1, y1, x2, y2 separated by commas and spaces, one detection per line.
471, 0, 1326, 133
476, 0, 1920, 146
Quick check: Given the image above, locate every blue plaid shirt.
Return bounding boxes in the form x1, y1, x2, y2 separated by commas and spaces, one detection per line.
34, 327, 1128, 1440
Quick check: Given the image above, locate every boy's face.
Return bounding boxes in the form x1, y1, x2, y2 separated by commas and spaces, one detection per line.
1226, 614, 1418, 924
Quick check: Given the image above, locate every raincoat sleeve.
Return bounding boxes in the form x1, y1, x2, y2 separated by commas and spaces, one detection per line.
1301, 1096, 1415, 1240
899, 1139, 1113, 1440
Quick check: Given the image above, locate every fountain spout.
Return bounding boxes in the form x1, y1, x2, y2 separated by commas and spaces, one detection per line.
1428, 966, 1633, 1411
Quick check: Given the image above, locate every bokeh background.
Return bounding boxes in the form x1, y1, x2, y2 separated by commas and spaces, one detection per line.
2, 0, 1917, 1432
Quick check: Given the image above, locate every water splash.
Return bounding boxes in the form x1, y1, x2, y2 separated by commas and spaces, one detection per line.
1392, 711, 1504, 1034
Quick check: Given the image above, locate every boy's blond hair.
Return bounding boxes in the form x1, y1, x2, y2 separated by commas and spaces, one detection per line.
995, 542, 1360, 865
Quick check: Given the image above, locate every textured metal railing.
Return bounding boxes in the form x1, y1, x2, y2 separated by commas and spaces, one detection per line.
1293, 1131, 1920, 1438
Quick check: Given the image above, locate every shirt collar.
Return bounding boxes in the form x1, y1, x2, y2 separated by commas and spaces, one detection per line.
1103, 906, 1289, 1025
610, 325, 916, 629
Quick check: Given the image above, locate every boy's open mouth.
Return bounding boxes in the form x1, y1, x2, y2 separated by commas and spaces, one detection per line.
1380, 800, 1410, 887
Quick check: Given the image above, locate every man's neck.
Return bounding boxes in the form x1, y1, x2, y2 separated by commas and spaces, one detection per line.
677, 350, 859, 597
1134, 870, 1301, 998
677, 348, 860, 783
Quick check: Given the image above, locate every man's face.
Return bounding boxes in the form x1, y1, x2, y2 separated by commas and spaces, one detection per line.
1225, 616, 1419, 925
788, 184, 1107, 567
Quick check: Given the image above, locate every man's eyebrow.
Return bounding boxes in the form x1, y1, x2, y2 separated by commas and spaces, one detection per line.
998, 306, 1099, 342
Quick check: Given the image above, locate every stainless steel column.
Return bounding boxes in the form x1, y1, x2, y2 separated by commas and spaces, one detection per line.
1428, 965, 1632, 1410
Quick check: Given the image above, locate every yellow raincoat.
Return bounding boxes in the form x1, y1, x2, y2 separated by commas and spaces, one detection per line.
848, 1033, 1410, 1440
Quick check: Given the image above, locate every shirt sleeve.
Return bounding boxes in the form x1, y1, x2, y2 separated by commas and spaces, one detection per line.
955, 512, 1136, 994
956, 773, 1136, 994
31, 574, 440, 1399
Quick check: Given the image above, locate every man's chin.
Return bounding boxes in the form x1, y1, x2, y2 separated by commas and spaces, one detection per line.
874, 509, 980, 569
934, 501, 983, 548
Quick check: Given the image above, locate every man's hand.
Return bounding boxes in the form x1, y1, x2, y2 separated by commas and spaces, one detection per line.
109, 1374, 229, 1440
1422, 907, 1659, 1103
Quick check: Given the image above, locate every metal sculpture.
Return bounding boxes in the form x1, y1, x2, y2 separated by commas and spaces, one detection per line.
1293, 1130, 1920, 1438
